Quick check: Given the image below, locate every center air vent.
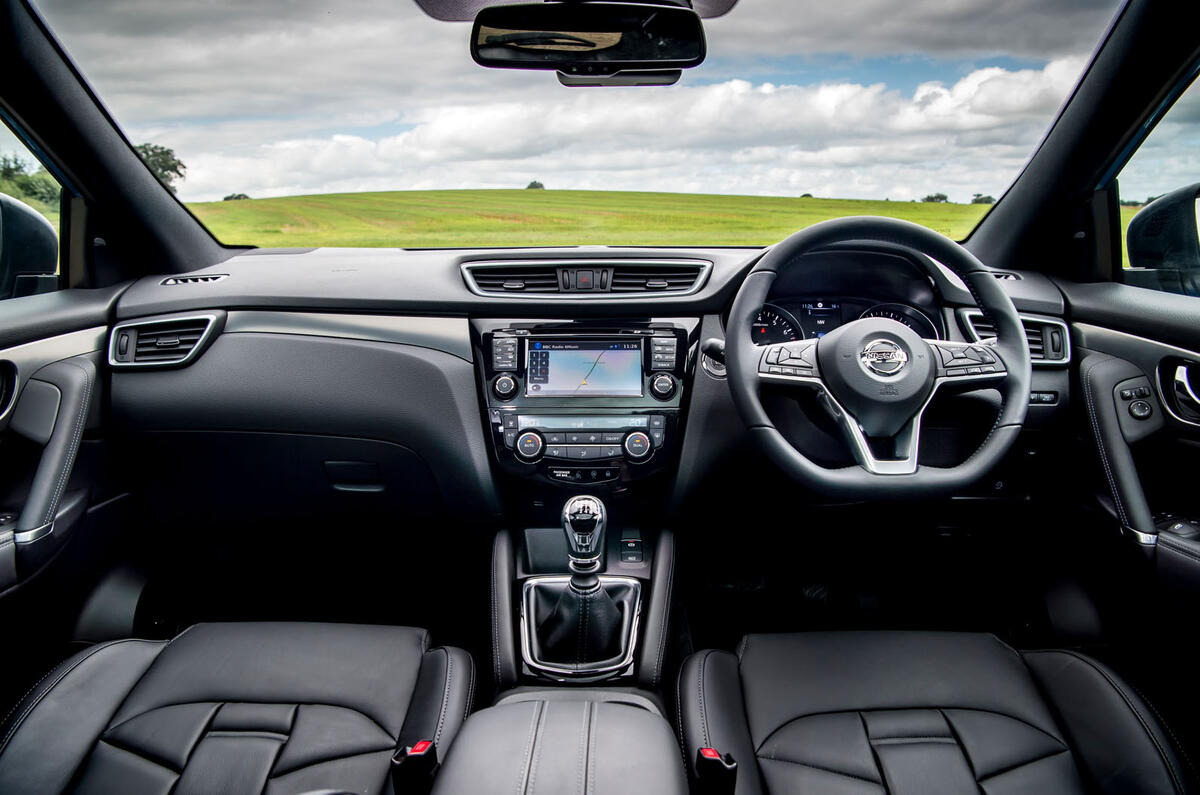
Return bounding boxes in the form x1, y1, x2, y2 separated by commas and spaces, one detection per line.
161, 274, 228, 286
109, 314, 221, 368
468, 265, 560, 293
609, 263, 704, 292
960, 310, 1069, 366
462, 259, 710, 298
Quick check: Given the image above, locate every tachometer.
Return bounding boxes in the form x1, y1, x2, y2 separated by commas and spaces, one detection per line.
859, 303, 939, 339
751, 305, 802, 344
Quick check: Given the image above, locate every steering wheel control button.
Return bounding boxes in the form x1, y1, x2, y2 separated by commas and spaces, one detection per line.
515, 431, 544, 460
624, 431, 652, 459
650, 373, 677, 399
1129, 399, 1153, 420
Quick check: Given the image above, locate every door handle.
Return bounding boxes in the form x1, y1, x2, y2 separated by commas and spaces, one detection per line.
1174, 363, 1200, 418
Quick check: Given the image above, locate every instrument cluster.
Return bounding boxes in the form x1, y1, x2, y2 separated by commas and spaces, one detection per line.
752, 298, 941, 344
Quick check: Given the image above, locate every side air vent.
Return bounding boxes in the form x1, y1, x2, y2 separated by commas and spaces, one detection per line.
161, 274, 228, 286
989, 271, 1022, 280
109, 314, 221, 368
462, 259, 711, 298
960, 310, 1069, 366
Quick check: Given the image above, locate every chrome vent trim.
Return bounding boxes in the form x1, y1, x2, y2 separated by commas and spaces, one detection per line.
989, 271, 1022, 280
461, 259, 712, 298
959, 309, 1070, 367
161, 274, 228, 286
109, 314, 219, 369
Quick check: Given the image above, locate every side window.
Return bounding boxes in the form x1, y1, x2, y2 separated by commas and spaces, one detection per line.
0, 121, 62, 300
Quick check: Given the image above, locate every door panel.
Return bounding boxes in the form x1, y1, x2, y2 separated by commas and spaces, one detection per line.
0, 289, 119, 595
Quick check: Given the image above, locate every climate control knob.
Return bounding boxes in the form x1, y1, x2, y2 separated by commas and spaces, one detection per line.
515, 431, 544, 460
493, 373, 518, 400
623, 431, 652, 460
650, 373, 677, 400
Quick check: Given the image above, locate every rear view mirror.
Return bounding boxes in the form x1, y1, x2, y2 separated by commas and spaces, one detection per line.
471, 2, 706, 78
0, 193, 58, 300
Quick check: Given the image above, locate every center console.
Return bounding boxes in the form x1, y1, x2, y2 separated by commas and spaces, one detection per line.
478, 320, 693, 486
474, 318, 694, 691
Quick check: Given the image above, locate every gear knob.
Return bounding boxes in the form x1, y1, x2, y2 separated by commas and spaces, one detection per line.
562, 495, 606, 573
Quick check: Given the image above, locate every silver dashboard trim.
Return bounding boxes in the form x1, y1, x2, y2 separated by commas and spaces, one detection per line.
0, 327, 107, 430
224, 311, 473, 362
461, 258, 713, 299
959, 309, 1071, 367
520, 575, 642, 679
109, 314, 220, 369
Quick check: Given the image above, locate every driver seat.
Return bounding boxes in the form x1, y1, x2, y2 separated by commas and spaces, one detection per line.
678, 631, 1191, 794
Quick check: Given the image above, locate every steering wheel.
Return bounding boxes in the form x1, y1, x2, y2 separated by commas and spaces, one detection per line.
727, 216, 1032, 500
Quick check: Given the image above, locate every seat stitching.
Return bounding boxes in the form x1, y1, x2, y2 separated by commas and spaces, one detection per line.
517, 701, 545, 795
97, 736, 183, 773
674, 660, 687, 764
869, 736, 957, 744
0, 639, 156, 757
755, 706, 1064, 756
433, 648, 453, 746
858, 711, 889, 795
106, 699, 395, 741
759, 752, 883, 786
1027, 650, 1185, 795
586, 700, 598, 795
975, 748, 1071, 784
267, 746, 398, 779
462, 655, 476, 728
938, 708, 980, 785
576, 701, 589, 795
1127, 678, 1200, 788
697, 649, 714, 749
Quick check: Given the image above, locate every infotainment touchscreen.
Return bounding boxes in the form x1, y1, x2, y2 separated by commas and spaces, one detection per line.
526, 340, 643, 397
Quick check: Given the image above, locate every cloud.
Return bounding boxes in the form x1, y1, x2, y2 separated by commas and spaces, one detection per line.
29, 0, 1128, 203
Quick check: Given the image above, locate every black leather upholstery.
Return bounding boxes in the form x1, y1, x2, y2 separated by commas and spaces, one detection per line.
0, 622, 474, 794
432, 691, 687, 795
678, 631, 1191, 794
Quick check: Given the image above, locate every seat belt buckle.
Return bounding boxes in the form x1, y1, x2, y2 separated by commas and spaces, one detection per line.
695, 747, 737, 795
391, 739, 438, 795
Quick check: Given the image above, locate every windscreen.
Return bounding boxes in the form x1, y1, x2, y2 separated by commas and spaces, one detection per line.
26, 0, 1124, 246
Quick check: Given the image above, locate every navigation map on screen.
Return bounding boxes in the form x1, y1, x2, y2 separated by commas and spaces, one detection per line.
526, 340, 643, 397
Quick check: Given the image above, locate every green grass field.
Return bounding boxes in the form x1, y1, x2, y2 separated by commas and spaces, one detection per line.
188, 189, 994, 248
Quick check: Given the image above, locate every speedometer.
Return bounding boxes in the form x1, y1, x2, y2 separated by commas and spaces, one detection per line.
859, 303, 939, 339
751, 305, 802, 345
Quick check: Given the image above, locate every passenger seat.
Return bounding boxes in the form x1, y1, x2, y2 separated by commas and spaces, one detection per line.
0, 622, 473, 794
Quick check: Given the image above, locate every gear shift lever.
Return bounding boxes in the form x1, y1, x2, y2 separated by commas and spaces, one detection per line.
562, 495, 606, 589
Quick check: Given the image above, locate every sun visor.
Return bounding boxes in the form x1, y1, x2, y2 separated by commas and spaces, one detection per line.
414, 0, 738, 22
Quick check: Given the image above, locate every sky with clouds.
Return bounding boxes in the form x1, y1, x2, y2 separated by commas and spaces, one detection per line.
13, 0, 1190, 205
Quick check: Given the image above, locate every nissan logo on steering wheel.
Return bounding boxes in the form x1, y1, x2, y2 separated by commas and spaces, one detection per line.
859, 339, 908, 377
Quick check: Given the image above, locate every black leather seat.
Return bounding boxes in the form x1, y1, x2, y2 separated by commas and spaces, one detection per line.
0, 622, 473, 794
679, 631, 1192, 794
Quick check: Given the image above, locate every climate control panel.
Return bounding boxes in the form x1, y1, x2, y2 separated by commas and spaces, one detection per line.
487, 411, 675, 484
